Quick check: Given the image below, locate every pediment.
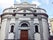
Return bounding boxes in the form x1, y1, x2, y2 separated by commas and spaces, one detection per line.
16, 8, 33, 13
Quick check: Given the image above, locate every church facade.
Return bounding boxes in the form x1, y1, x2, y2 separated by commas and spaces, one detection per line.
0, 2, 49, 40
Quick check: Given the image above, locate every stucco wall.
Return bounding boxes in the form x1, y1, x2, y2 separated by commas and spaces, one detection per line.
1, 18, 7, 40
0, 17, 1, 40
49, 19, 53, 35
42, 18, 49, 40
0, 2, 49, 40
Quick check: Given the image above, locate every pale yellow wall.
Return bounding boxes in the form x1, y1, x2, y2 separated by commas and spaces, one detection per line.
49, 18, 53, 33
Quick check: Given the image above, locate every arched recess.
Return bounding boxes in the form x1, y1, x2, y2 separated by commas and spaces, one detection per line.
34, 23, 40, 33
19, 21, 30, 27
10, 25, 14, 32
35, 25, 39, 33
8, 24, 15, 39
19, 21, 29, 40
9, 23, 15, 33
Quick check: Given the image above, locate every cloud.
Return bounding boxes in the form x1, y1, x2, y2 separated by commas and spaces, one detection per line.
0, 0, 14, 9
41, 0, 49, 5
0, 0, 14, 14
31, 0, 41, 6
16, 0, 21, 4
45, 0, 49, 4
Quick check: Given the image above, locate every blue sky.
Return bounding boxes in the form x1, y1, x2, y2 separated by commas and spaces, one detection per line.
0, 0, 53, 18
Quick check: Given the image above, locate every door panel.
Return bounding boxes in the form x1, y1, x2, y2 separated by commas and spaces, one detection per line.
20, 30, 28, 40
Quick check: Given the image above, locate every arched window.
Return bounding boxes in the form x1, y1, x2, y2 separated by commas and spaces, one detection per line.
35, 25, 38, 33
21, 23, 28, 27
10, 25, 14, 32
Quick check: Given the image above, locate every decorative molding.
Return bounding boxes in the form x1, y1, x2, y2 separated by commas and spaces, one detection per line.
34, 23, 39, 25
2, 13, 48, 17
10, 23, 15, 25
18, 27, 30, 30
19, 20, 30, 27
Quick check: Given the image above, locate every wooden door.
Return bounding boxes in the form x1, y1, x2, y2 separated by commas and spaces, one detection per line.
20, 30, 28, 40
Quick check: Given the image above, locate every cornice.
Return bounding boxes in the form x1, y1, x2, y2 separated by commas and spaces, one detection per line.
1, 13, 48, 17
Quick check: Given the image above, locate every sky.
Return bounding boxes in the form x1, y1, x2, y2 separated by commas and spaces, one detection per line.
0, 0, 53, 18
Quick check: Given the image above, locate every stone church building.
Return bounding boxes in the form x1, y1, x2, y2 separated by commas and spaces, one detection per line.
0, 2, 49, 40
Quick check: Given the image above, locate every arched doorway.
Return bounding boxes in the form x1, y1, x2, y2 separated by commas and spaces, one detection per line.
20, 23, 28, 40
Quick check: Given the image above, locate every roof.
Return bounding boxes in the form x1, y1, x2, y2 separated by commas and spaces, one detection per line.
2, 2, 47, 17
